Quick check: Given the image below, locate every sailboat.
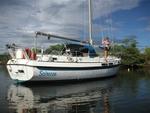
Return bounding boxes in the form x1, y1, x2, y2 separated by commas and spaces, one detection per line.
6, 0, 121, 82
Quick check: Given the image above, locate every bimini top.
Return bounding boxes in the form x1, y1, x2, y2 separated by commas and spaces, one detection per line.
35, 31, 97, 57
64, 43, 97, 57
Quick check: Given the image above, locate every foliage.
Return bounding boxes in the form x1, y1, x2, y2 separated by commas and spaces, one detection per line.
45, 44, 64, 55
111, 37, 145, 65
0, 54, 10, 64
122, 36, 137, 48
121, 46, 144, 65
110, 44, 125, 57
144, 47, 150, 64
31, 48, 41, 53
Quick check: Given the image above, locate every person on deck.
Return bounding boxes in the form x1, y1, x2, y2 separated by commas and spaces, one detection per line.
102, 37, 111, 62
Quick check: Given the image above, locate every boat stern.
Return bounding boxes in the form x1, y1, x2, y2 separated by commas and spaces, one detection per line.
7, 59, 34, 82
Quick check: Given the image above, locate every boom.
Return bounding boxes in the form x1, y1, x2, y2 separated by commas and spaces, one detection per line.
35, 31, 89, 44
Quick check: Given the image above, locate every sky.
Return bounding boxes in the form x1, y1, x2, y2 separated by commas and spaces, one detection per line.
0, 0, 150, 53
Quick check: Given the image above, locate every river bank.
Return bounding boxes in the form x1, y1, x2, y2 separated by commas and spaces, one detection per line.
0, 54, 10, 65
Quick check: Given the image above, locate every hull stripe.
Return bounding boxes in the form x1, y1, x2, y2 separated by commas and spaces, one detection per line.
7, 64, 120, 70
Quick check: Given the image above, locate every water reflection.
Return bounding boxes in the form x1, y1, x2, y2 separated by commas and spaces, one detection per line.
7, 79, 114, 113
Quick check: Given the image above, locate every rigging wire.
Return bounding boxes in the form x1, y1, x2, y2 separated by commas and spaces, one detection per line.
83, 0, 86, 42
100, 1, 115, 51
106, 1, 115, 51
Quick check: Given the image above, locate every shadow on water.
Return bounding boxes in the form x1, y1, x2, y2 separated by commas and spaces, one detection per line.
20, 75, 117, 86
7, 78, 115, 113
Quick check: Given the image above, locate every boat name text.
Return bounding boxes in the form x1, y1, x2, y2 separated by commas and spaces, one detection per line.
39, 71, 56, 77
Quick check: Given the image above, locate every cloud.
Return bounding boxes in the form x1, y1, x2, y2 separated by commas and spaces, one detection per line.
136, 16, 150, 32
145, 24, 150, 31
137, 16, 150, 21
0, 0, 141, 53
92, 0, 140, 18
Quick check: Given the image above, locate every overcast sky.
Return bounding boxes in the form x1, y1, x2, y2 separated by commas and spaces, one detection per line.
0, 0, 150, 53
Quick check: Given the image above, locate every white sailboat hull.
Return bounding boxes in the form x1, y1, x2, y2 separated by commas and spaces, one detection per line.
7, 59, 120, 82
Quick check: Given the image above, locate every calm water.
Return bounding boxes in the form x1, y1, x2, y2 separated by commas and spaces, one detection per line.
0, 66, 150, 113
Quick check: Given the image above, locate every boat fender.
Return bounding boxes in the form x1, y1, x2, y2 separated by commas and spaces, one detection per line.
16, 49, 24, 59
25, 48, 31, 58
30, 51, 37, 60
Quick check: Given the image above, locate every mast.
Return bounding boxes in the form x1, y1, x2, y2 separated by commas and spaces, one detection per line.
88, 0, 93, 45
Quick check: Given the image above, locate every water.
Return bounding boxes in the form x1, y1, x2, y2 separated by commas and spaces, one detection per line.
0, 66, 150, 113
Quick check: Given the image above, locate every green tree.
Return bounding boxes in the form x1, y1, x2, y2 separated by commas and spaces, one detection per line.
0, 53, 10, 64
121, 37, 145, 65
110, 44, 125, 57
45, 44, 64, 55
144, 47, 150, 64
122, 36, 137, 48
111, 37, 144, 66
121, 46, 143, 65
